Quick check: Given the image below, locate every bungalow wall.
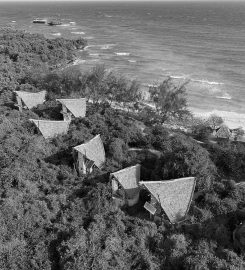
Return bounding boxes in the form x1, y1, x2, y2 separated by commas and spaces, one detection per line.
73, 150, 95, 175
61, 104, 72, 122
111, 177, 140, 207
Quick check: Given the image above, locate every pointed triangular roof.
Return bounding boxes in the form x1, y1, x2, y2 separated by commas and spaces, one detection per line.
15, 90, 46, 109
139, 177, 196, 223
216, 125, 231, 139
73, 135, 105, 168
111, 164, 140, 198
56, 98, 86, 118
30, 119, 70, 139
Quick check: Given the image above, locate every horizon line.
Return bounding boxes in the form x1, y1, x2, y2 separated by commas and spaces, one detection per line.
0, 0, 244, 2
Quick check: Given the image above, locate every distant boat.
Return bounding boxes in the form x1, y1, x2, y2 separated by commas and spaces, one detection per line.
33, 18, 47, 24
48, 20, 62, 26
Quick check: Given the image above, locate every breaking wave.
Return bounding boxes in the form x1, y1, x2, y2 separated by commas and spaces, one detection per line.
71, 31, 85, 35
101, 44, 116, 49
115, 52, 130, 56
216, 93, 232, 100
89, 53, 100, 57
60, 23, 70, 27
51, 32, 61, 36
84, 44, 116, 51
168, 75, 224, 87
191, 79, 224, 85
169, 75, 187, 80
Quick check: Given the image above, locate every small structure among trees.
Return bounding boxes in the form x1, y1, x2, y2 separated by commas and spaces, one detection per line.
73, 135, 105, 175
214, 125, 232, 140
110, 164, 141, 207
15, 90, 46, 111
56, 98, 86, 121
139, 177, 196, 223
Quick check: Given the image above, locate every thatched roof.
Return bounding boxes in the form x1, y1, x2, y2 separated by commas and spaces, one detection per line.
30, 119, 70, 139
15, 90, 46, 109
111, 164, 140, 198
139, 177, 196, 223
73, 135, 105, 168
216, 125, 232, 139
56, 98, 86, 118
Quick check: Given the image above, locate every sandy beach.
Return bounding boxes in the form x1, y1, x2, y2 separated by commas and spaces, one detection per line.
191, 107, 245, 130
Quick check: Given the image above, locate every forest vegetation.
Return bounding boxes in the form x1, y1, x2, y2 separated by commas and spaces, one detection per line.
1, 28, 245, 270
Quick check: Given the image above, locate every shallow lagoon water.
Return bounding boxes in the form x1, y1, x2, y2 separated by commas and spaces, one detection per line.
1, 1, 245, 126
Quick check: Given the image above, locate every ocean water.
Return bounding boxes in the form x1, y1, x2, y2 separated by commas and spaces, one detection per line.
1, 1, 245, 126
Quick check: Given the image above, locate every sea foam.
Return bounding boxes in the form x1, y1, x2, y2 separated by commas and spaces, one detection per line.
84, 44, 116, 50
89, 53, 100, 57
60, 24, 70, 27
216, 93, 232, 100
71, 31, 85, 35
169, 75, 187, 80
51, 33, 61, 36
191, 78, 224, 86
101, 44, 116, 49
168, 75, 224, 86
115, 52, 130, 56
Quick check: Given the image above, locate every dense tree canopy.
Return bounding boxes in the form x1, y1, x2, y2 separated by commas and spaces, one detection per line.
0, 28, 245, 270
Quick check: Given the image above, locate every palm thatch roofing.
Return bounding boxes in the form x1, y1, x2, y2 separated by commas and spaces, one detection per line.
215, 125, 232, 139
111, 164, 141, 199
15, 90, 46, 109
73, 135, 105, 168
56, 98, 86, 118
139, 177, 196, 223
30, 119, 70, 139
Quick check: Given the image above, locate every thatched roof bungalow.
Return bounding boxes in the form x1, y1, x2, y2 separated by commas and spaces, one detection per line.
56, 98, 86, 121
139, 177, 196, 223
15, 90, 46, 111
214, 125, 232, 140
111, 164, 141, 207
30, 119, 70, 139
73, 135, 105, 175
